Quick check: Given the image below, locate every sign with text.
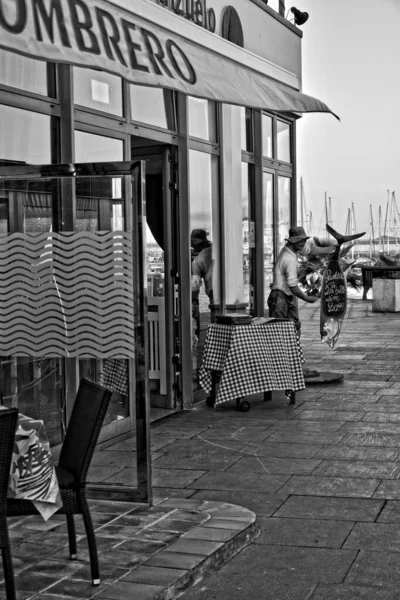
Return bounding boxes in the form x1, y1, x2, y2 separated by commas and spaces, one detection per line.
0, 0, 337, 116
320, 257, 347, 349
157, 0, 217, 32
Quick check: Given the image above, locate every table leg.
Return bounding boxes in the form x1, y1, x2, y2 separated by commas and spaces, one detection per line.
264, 391, 272, 402
206, 370, 221, 408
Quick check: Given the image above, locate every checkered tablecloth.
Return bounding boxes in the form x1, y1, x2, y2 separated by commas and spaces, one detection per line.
100, 359, 128, 396
199, 322, 305, 405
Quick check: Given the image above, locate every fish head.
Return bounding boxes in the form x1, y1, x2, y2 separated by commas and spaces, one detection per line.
321, 317, 341, 349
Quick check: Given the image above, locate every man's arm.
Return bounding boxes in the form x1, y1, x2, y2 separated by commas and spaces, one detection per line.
284, 253, 318, 304
290, 285, 318, 304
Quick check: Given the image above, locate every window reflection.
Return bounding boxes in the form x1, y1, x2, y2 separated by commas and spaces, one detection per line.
263, 172, 274, 309
277, 120, 291, 163
0, 104, 50, 164
278, 176, 291, 250
74, 68, 123, 116
130, 86, 175, 130
189, 150, 219, 396
75, 131, 123, 163
188, 97, 217, 142
240, 107, 253, 152
0, 50, 48, 96
262, 114, 273, 158
268, 0, 280, 12
241, 163, 253, 311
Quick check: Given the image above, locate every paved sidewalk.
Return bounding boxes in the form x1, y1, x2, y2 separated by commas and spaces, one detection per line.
4, 298, 400, 600
2, 498, 257, 600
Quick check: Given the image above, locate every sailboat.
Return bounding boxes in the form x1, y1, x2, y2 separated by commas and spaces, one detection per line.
383, 190, 399, 255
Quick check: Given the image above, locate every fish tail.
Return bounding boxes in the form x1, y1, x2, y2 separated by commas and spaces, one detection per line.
326, 223, 366, 245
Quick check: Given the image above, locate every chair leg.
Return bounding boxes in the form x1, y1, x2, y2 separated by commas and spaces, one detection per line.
2, 545, 17, 600
80, 495, 100, 585
66, 514, 77, 559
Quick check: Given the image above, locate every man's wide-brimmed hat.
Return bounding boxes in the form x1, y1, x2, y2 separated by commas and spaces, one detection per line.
191, 228, 209, 243
285, 226, 310, 243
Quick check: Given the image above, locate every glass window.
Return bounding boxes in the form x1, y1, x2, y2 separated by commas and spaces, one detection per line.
262, 114, 273, 158
277, 120, 291, 163
278, 176, 291, 250
0, 104, 51, 164
73, 67, 123, 116
75, 131, 123, 163
268, 0, 280, 12
263, 172, 274, 308
240, 107, 253, 152
0, 356, 64, 445
188, 97, 217, 142
0, 199, 8, 233
0, 50, 48, 96
189, 150, 219, 394
130, 85, 175, 130
241, 163, 253, 312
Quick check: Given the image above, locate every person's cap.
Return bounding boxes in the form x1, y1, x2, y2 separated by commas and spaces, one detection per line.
191, 228, 208, 243
285, 226, 310, 243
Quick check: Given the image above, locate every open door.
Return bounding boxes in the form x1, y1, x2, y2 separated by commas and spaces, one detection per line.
132, 145, 182, 414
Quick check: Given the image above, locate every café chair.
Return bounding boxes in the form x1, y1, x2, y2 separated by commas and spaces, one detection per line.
7, 378, 112, 586
0, 407, 19, 600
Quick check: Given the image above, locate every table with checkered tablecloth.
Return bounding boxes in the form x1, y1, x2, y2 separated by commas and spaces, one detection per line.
199, 321, 305, 406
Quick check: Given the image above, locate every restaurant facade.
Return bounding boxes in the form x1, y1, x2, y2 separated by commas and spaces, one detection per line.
0, 0, 335, 501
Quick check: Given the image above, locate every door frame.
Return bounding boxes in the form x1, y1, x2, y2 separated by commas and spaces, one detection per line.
131, 144, 182, 411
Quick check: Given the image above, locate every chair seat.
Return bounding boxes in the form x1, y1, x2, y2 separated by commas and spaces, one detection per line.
55, 466, 77, 490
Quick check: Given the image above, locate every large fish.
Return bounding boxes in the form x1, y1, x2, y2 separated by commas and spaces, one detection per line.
320, 224, 365, 348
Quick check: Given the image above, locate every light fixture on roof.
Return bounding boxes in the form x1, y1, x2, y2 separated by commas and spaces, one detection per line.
286, 7, 309, 26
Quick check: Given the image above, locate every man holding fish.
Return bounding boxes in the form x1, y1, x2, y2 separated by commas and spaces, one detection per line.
268, 225, 365, 378
267, 226, 329, 378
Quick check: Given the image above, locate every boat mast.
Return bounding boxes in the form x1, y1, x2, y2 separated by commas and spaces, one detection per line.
351, 203, 357, 260
393, 191, 398, 254
388, 192, 394, 254
369, 205, 375, 259
384, 189, 390, 253
379, 205, 383, 252
324, 192, 329, 235
345, 209, 351, 236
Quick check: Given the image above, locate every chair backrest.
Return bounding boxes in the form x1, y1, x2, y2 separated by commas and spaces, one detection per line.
0, 408, 19, 514
58, 378, 112, 486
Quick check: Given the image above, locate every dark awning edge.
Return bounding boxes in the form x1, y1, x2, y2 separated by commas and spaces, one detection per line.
0, 0, 339, 121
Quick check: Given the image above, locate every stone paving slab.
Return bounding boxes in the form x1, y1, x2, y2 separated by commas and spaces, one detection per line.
273, 495, 384, 522
255, 516, 354, 548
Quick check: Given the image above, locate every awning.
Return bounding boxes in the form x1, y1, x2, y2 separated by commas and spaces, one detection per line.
0, 0, 338, 119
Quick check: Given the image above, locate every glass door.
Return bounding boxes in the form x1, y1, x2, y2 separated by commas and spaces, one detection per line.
0, 160, 151, 501
132, 145, 181, 412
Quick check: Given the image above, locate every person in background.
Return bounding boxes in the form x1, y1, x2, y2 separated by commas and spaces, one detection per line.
190, 229, 213, 387
267, 226, 335, 378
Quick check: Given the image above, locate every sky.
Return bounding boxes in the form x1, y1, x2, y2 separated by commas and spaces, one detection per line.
296, 0, 400, 239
